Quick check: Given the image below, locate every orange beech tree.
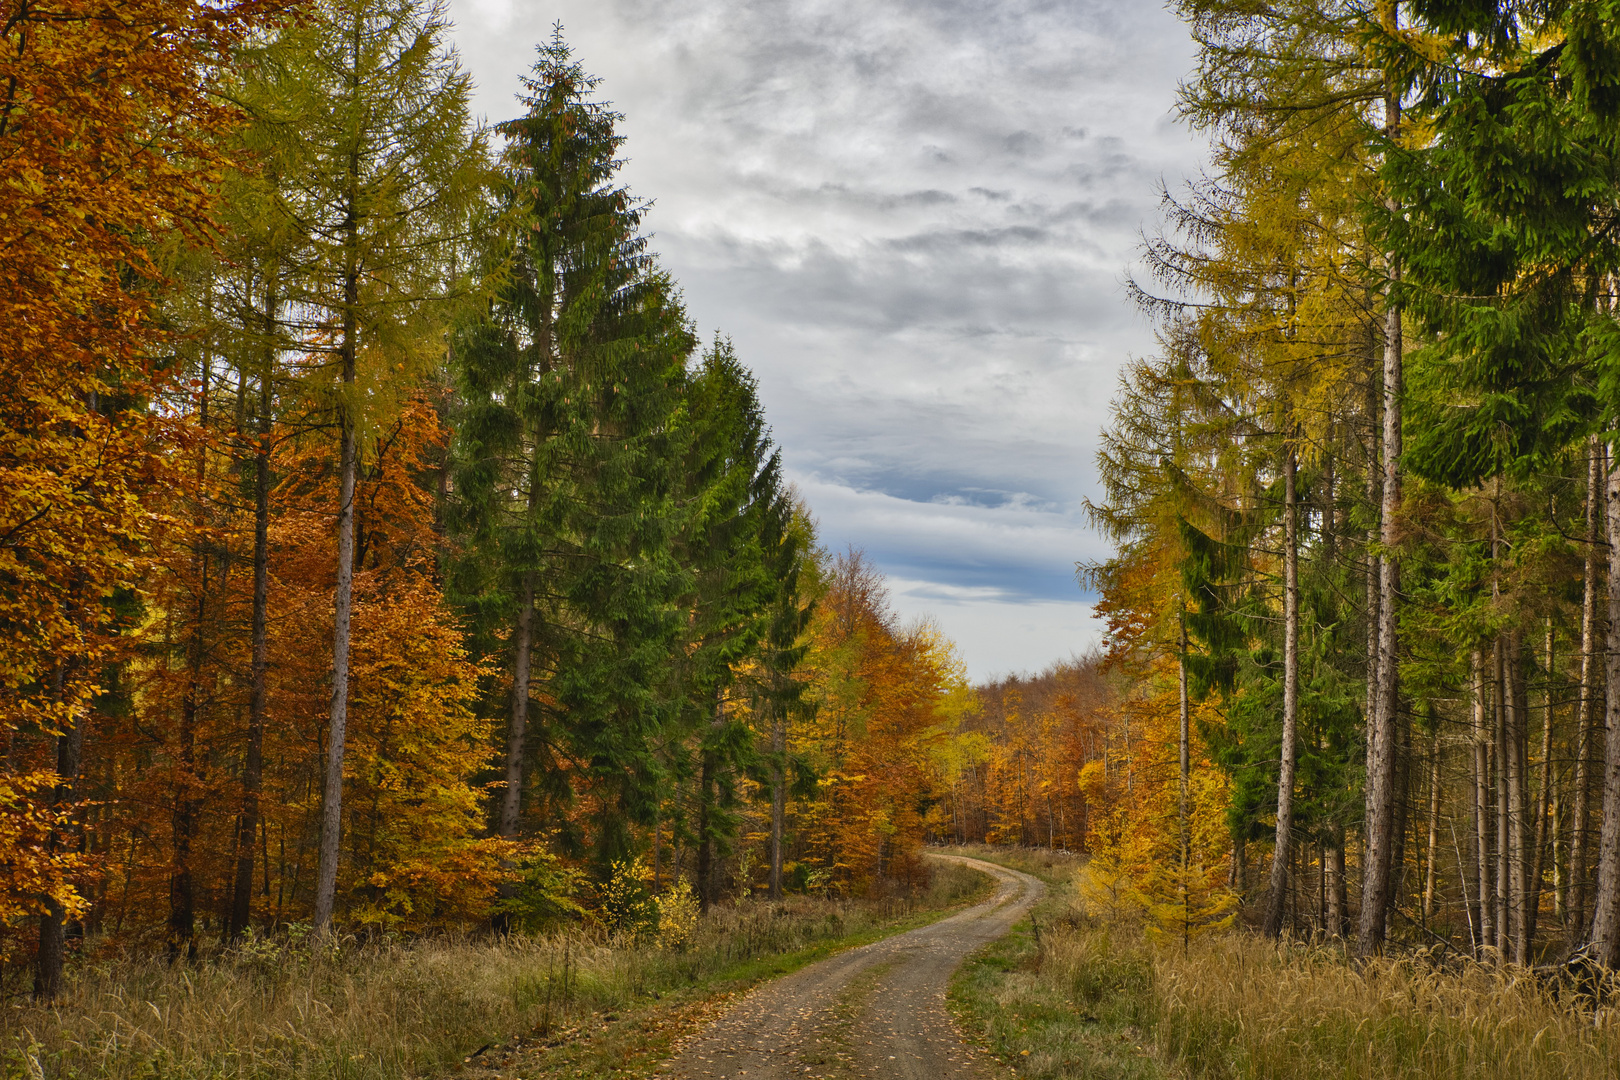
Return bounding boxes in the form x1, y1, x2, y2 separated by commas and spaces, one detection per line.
0, 0, 280, 996
781, 550, 967, 895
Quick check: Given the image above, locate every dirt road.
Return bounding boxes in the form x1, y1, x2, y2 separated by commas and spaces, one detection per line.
662, 855, 1042, 1080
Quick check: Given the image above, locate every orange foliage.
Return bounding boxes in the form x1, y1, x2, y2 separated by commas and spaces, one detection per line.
786, 551, 958, 894
95, 396, 511, 936
0, 0, 279, 934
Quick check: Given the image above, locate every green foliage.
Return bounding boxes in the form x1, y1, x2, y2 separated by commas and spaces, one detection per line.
493, 849, 587, 932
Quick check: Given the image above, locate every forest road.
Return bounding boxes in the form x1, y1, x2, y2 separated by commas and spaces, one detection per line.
661, 855, 1041, 1080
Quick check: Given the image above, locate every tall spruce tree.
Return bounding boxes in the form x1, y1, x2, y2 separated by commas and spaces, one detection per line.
450, 31, 691, 875
673, 338, 789, 911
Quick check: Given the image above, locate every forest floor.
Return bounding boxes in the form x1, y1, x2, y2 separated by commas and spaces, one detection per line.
945, 844, 1620, 1080
4, 864, 993, 1080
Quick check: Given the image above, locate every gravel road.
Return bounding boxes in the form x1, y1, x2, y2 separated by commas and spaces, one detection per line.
661, 854, 1042, 1080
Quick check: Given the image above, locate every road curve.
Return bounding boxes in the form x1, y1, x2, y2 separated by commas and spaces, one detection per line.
661, 854, 1042, 1080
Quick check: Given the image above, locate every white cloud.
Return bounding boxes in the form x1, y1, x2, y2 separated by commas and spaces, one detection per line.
886, 579, 1104, 683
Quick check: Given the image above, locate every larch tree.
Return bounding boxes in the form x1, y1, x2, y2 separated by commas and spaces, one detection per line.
257, 0, 488, 936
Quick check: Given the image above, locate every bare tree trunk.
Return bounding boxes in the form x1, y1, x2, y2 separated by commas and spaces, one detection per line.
1503, 634, 1530, 963
1393, 713, 1412, 912
1570, 437, 1603, 935
230, 305, 275, 941
313, 182, 361, 935
1495, 637, 1511, 961
1527, 620, 1555, 948
769, 698, 786, 900
502, 574, 535, 840
1423, 735, 1441, 923
172, 345, 214, 963
1327, 824, 1348, 938
1473, 648, 1495, 950
1265, 446, 1301, 938
1360, 166, 1403, 953
1588, 443, 1620, 966
170, 565, 204, 964
35, 663, 86, 1001
697, 693, 722, 913
1179, 603, 1190, 872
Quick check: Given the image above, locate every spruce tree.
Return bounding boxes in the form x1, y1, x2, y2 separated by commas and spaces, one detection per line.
450, 31, 691, 876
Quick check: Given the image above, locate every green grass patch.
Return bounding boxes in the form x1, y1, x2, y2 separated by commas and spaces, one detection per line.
945, 846, 1171, 1080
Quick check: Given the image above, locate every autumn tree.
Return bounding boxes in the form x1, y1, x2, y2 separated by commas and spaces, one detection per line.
0, 0, 281, 997
249, 0, 488, 936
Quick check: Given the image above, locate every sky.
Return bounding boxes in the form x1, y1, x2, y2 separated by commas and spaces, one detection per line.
444, 0, 1208, 682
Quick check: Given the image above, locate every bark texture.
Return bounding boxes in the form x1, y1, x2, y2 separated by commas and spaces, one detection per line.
1264, 447, 1300, 938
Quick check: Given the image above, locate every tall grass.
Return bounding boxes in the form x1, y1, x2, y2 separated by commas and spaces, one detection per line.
950, 849, 1620, 1080
3, 863, 988, 1080
1151, 934, 1620, 1079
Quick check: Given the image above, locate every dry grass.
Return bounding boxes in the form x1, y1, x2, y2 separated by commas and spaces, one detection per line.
1153, 934, 1620, 1079
1, 864, 990, 1080
950, 849, 1620, 1080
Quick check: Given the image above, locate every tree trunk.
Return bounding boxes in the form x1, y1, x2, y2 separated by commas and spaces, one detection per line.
1504, 634, 1530, 963
1179, 603, 1190, 874
1423, 735, 1441, 923
1264, 445, 1300, 938
697, 692, 723, 913
1570, 437, 1602, 934
502, 573, 535, 840
170, 567, 203, 964
769, 699, 786, 900
1359, 156, 1404, 953
1495, 637, 1512, 960
35, 660, 86, 1001
1473, 648, 1495, 951
1527, 620, 1555, 949
313, 207, 360, 935
1327, 825, 1347, 938
171, 345, 213, 963
1588, 443, 1620, 966
230, 291, 275, 942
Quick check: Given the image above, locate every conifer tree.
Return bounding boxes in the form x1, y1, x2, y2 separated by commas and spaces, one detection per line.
450, 31, 690, 875
1384, 0, 1620, 962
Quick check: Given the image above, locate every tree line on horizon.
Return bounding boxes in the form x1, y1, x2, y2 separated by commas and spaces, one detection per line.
1078, 0, 1620, 965
0, 0, 1026, 1002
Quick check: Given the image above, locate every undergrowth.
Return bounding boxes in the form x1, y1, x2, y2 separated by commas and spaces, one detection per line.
1, 860, 991, 1080
947, 844, 1620, 1080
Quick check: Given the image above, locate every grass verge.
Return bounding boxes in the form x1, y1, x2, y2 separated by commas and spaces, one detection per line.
3, 861, 993, 1080
944, 845, 1171, 1080
946, 844, 1620, 1080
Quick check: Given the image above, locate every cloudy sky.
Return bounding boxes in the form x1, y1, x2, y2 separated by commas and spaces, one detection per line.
445, 0, 1207, 682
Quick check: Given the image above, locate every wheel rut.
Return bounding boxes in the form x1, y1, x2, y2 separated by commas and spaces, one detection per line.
660, 855, 1042, 1080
